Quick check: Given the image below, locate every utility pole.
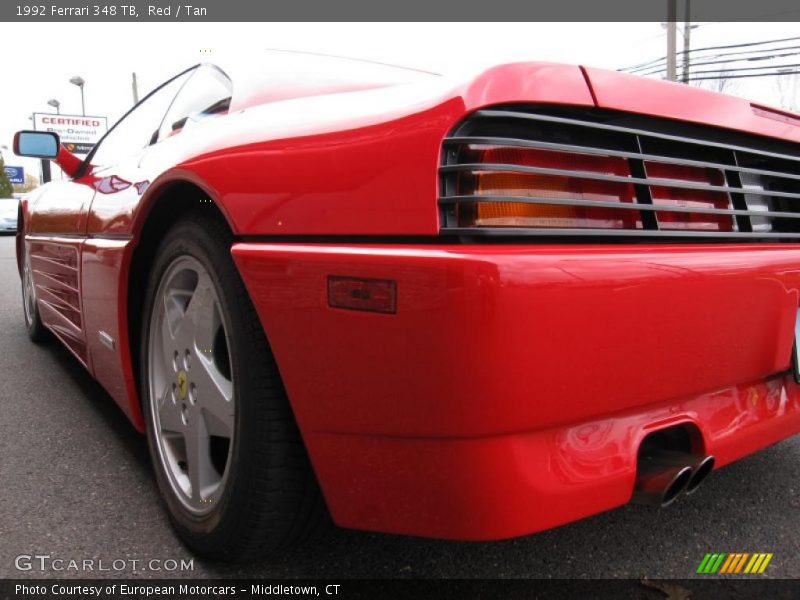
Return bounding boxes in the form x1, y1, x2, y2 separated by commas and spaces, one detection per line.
680, 0, 698, 84
682, 0, 691, 83
132, 72, 139, 105
666, 0, 677, 81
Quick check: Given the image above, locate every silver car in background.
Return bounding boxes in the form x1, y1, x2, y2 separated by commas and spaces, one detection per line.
0, 198, 19, 233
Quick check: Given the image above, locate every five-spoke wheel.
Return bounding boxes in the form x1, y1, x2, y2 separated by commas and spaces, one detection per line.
140, 214, 324, 560
148, 256, 234, 515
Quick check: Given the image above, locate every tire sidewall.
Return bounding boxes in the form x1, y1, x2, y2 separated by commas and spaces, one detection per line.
140, 219, 251, 544
21, 245, 49, 342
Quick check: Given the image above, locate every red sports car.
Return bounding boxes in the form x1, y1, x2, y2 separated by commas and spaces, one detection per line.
14, 51, 800, 561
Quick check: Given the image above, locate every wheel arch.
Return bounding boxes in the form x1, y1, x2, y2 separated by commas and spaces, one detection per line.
15, 197, 34, 276
123, 174, 235, 430
15, 200, 24, 276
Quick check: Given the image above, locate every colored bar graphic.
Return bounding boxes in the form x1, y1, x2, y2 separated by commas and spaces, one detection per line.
711, 553, 726, 573
708, 554, 718, 573
697, 554, 712, 574
758, 554, 773, 573
744, 554, 760, 574
734, 553, 749, 573
751, 554, 767, 573
720, 554, 736, 574
697, 552, 772, 575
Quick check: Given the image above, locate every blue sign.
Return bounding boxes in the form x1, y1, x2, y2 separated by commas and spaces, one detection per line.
4, 166, 24, 185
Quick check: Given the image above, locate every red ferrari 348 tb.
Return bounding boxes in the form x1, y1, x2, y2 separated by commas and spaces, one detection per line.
14, 51, 800, 560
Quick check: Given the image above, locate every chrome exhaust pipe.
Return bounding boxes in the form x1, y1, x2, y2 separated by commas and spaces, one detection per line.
640, 450, 716, 495
631, 453, 693, 507
632, 451, 716, 506
686, 455, 715, 495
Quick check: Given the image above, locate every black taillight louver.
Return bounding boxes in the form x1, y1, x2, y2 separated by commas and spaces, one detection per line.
439, 106, 800, 240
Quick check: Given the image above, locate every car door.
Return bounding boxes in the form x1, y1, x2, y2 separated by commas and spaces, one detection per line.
81, 66, 232, 418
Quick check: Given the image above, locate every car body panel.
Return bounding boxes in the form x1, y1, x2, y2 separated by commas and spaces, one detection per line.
81, 238, 139, 422
582, 67, 800, 143
26, 179, 93, 236
231, 242, 800, 437
305, 373, 800, 539
231, 241, 800, 538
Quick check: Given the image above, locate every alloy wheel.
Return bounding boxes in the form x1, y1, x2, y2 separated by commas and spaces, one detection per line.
147, 255, 235, 515
22, 258, 36, 327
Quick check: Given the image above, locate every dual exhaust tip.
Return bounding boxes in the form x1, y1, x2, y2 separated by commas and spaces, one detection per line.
632, 451, 715, 507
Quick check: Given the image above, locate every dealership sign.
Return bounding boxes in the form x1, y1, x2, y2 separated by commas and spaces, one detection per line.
33, 113, 108, 155
4, 166, 24, 184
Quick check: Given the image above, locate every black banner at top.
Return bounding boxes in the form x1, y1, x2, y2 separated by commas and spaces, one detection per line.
2, 0, 800, 22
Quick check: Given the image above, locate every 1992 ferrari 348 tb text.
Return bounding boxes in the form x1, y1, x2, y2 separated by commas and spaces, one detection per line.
14, 51, 800, 560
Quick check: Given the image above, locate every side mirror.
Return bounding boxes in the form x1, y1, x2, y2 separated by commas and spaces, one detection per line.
14, 131, 60, 159
13, 130, 84, 179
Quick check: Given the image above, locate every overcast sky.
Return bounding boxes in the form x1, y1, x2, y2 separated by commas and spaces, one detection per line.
1, 21, 798, 177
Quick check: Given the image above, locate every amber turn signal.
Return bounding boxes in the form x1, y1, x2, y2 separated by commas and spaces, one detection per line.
456, 146, 641, 229
327, 276, 397, 314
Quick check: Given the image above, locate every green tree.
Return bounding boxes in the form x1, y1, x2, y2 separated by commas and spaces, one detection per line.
0, 155, 14, 198
13, 173, 39, 194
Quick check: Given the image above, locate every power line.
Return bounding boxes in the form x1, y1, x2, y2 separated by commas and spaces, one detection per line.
688, 70, 800, 81
634, 35, 800, 67
664, 66, 800, 80
687, 62, 800, 76
628, 44, 800, 74
676, 34, 800, 54
636, 50, 800, 76
620, 35, 800, 72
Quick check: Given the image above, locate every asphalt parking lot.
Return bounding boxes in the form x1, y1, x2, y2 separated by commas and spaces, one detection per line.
0, 233, 798, 580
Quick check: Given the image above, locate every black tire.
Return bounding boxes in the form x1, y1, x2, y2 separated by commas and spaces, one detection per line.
140, 213, 325, 561
21, 247, 50, 343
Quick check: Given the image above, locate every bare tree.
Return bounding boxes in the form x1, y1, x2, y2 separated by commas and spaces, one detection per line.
693, 72, 737, 96
775, 72, 799, 112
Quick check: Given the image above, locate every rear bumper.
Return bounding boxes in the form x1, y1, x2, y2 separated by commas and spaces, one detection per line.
232, 242, 800, 539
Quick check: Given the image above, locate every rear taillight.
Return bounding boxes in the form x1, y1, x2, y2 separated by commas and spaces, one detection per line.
441, 107, 800, 240
646, 162, 733, 232
450, 146, 739, 233
455, 146, 640, 229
